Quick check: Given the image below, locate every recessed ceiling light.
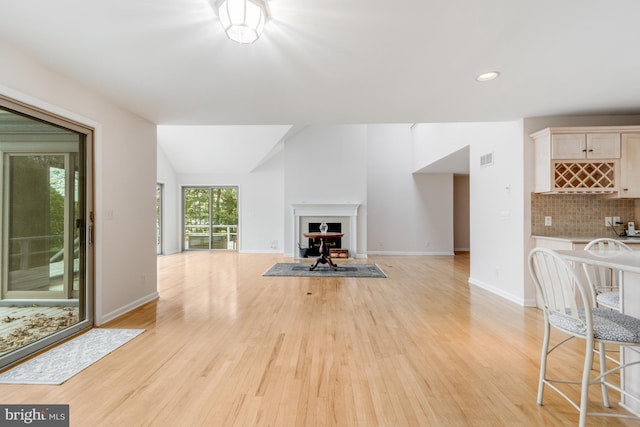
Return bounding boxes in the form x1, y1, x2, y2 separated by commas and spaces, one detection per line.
476, 71, 500, 82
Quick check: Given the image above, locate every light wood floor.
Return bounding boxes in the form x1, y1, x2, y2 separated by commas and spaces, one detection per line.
1, 252, 637, 426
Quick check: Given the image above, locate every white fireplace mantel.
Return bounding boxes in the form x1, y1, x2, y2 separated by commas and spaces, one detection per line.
292, 203, 360, 218
292, 203, 360, 258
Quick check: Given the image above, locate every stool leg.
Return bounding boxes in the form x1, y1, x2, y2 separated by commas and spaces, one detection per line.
537, 321, 550, 405
579, 339, 595, 427
599, 342, 611, 408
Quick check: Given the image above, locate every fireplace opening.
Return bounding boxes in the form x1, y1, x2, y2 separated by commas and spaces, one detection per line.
307, 222, 342, 256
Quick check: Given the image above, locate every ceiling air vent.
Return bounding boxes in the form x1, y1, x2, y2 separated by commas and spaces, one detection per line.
480, 152, 494, 167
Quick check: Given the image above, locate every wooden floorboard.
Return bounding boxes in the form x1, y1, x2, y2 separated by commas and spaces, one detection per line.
0, 251, 637, 426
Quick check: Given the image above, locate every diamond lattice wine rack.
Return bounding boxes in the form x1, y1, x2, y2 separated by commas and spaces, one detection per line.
553, 161, 616, 192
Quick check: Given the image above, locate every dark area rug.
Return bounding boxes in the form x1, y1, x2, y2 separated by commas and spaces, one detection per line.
263, 263, 386, 278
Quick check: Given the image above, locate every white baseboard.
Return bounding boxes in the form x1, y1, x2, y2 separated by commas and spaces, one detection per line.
468, 277, 537, 307
367, 250, 455, 256
97, 291, 159, 326
239, 249, 282, 254
161, 249, 181, 255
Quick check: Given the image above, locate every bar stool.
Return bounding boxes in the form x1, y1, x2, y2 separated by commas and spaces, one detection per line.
528, 247, 640, 427
583, 238, 632, 311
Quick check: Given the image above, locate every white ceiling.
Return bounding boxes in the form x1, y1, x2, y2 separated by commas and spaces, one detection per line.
158, 125, 291, 173
2, 0, 640, 126
1, 1, 640, 173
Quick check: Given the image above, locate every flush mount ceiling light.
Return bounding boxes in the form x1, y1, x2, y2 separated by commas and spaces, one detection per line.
217, 0, 269, 44
476, 71, 500, 82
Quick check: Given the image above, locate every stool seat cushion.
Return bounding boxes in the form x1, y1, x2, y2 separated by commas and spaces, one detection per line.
549, 308, 640, 344
596, 292, 620, 309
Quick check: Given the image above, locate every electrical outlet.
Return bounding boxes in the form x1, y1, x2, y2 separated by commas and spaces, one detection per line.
605, 217, 612, 226
544, 216, 552, 226
613, 216, 621, 225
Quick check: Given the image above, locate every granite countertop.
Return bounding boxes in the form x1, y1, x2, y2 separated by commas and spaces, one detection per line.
532, 235, 640, 244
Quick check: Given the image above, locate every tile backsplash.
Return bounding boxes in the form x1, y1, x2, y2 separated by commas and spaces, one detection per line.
531, 193, 637, 237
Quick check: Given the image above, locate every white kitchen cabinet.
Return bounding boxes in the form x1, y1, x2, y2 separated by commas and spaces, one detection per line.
551, 133, 586, 159
620, 133, 640, 198
552, 133, 620, 159
531, 126, 640, 194
587, 133, 621, 158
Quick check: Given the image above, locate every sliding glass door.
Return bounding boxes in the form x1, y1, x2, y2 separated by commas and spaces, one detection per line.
183, 187, 238, 251
0, 100, 93, 368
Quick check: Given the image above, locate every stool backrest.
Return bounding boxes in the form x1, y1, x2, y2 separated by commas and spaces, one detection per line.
528, 247, 594, 337
583, 238, 632, 297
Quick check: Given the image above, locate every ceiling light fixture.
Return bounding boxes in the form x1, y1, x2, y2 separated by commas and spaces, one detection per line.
217, 0, 268, 44
476, 71, 500, 82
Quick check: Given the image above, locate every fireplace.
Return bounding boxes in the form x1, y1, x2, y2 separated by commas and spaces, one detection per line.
291, 203, 359, 258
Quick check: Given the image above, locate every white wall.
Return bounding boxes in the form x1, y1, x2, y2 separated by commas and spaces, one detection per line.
412, 122, 528, 305
367, 124, 453, 255
177, 150, 285, 253
468, 122, 527, 305
283, 125, 367, 257
157, 144, 180, 254
0, 40, 158, 324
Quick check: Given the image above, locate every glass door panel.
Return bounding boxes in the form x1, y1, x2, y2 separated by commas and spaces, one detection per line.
73, 158, 81, 295
184, 188, 211, 250
211, 187, 238, 250
6, 154, 71, 297
156, 183, 163, 255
